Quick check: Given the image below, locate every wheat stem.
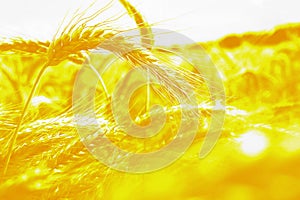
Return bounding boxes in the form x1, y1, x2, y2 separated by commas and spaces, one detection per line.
88, 63, 110, 101
3, 62, 49, 175
146, 68, 151, 113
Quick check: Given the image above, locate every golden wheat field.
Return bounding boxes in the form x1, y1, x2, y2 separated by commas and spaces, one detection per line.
0, 0, 300, 199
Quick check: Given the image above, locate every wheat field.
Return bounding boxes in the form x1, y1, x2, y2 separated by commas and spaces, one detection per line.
0, 0, 300, 199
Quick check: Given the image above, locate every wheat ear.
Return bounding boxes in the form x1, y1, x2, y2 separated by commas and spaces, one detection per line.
2, 1, 116, 175
2, 0, 155, 175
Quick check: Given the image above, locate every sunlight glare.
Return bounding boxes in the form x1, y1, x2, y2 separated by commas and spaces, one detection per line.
237, 130, 269, 156
31, 96, 52, 107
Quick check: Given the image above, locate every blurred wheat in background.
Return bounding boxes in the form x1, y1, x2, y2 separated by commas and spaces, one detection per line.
0, 0, 300, 199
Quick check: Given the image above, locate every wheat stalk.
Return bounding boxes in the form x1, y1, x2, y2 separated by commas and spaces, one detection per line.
2, 0, 153, 175
1, 0, 203, 176
119, 0, 154, 48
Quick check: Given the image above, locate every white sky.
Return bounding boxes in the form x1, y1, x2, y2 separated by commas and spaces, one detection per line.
0, 0, 299, 42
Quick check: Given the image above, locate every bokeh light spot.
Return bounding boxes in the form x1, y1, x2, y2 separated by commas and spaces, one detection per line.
237, 130, 269, 156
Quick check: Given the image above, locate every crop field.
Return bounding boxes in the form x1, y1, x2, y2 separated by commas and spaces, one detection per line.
0, 1, 300, 199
